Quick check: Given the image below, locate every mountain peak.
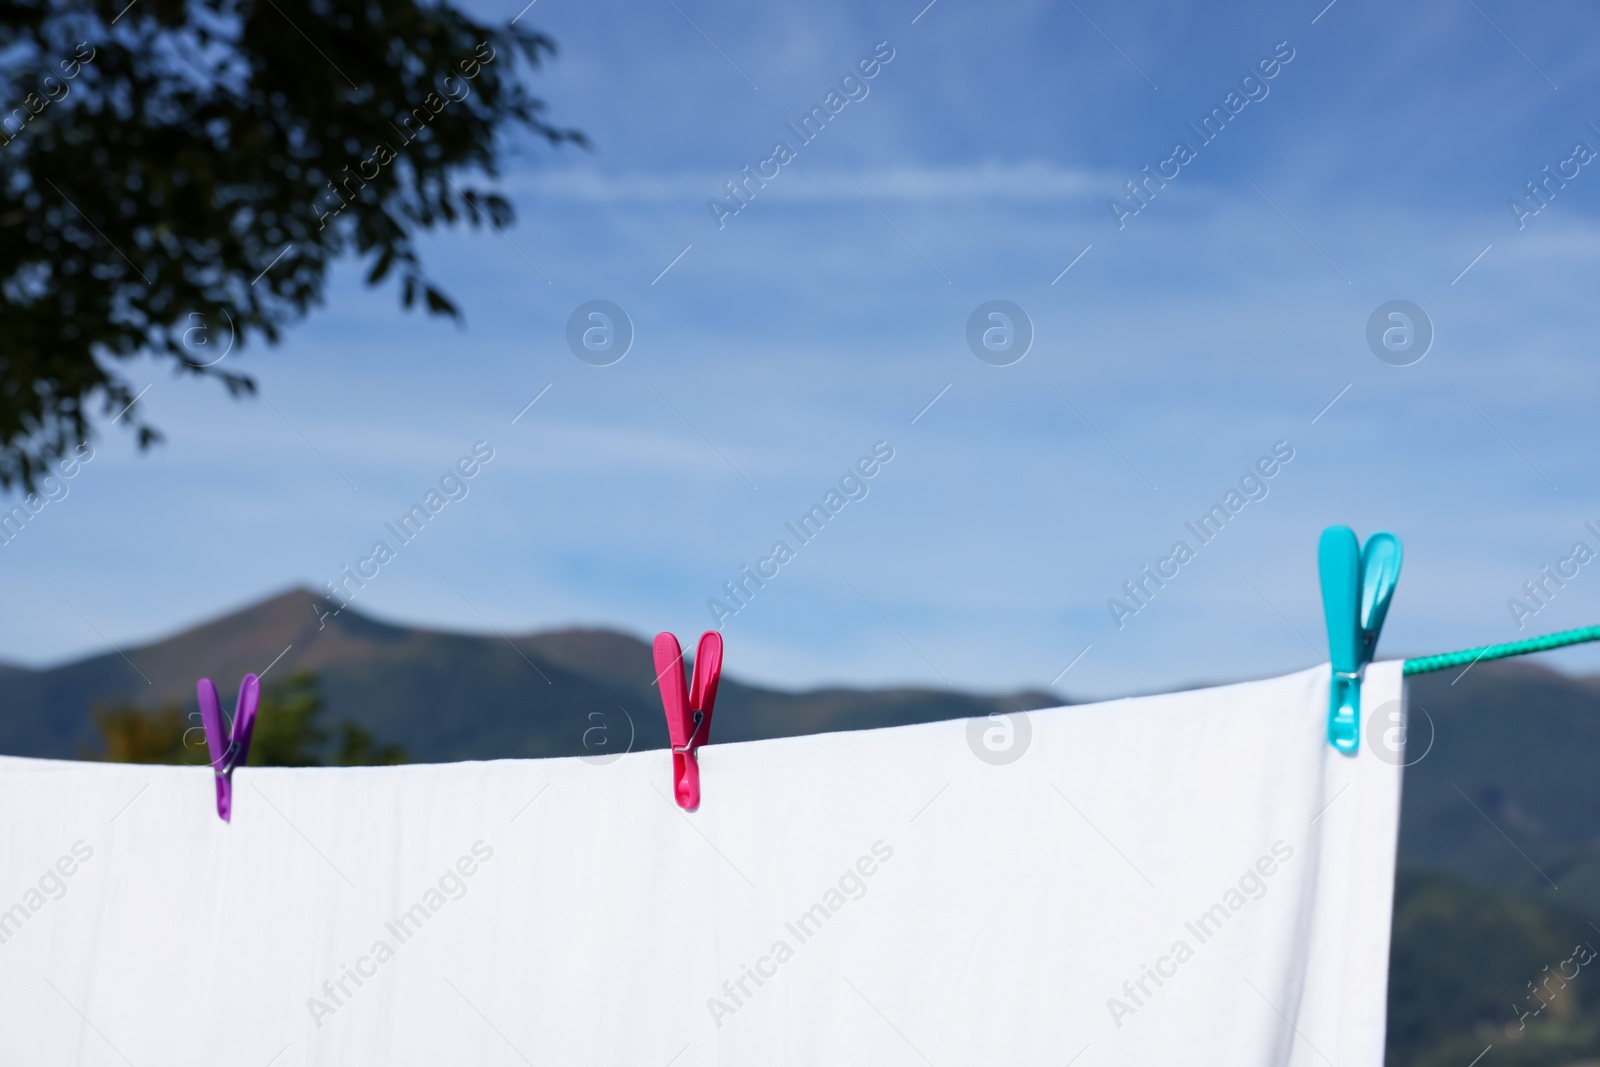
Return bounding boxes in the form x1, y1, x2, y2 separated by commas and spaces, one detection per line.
0, 585, 1061, 764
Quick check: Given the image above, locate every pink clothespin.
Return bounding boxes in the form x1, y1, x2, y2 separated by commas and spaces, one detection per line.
197, 675, 260, 822
654, 631, 723, 811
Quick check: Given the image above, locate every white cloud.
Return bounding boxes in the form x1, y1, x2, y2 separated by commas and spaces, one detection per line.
508, 161, 1106, 205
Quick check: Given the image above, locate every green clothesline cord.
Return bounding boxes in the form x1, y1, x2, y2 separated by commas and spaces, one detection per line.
1402, 624, 1600, 675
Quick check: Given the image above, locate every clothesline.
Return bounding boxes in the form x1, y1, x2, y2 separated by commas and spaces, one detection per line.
1403, 623, 1600, 675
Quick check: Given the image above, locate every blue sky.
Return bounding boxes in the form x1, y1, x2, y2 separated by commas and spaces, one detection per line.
5, 0, 1599, 699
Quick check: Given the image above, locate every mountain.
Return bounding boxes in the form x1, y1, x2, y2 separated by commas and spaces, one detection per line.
7, 590, 1600, 912
0, 588, 1060, 763
1403, 663, 1600, 914
1387, 868, 1600, 1067
6, 589, 1600, 1063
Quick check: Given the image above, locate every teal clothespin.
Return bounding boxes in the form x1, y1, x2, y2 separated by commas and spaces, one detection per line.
1317, 526, 1403, 753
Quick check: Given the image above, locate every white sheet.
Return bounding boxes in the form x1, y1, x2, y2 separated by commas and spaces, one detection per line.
0, 662, 1404, 1066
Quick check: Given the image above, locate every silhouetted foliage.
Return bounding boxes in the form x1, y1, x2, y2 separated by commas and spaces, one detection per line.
91, 670, 407, 766
0, 0, 582, 489
331, 719, 408, 768
246, 669, 328, 767
1386, 868, 1600, 1067
91, 701, 191, 764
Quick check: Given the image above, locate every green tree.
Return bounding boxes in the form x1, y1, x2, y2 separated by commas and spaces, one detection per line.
90, 700, 197, 764
93, 670, 407, 766
245, 670, 327, 767
0, 0, 582, 489
331, 720, 409, 767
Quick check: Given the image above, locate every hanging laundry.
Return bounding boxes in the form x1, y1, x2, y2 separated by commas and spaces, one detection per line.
0, 662, 1403, 1066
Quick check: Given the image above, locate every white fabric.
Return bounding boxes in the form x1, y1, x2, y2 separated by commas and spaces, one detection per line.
0, 662, 1404, 1066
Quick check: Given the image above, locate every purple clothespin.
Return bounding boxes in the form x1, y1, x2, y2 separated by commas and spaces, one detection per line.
197, 675, 260, 822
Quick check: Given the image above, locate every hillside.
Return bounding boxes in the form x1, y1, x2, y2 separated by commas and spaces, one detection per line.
1388, 868, 1600, 1067
0, 588, 1060, 762
1403, 664, 1600, 913
7, 590, 1600, 909
5, 590, 1600, 1063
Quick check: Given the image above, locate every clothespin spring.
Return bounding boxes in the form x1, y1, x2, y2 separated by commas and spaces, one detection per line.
672, 711, 707, 755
